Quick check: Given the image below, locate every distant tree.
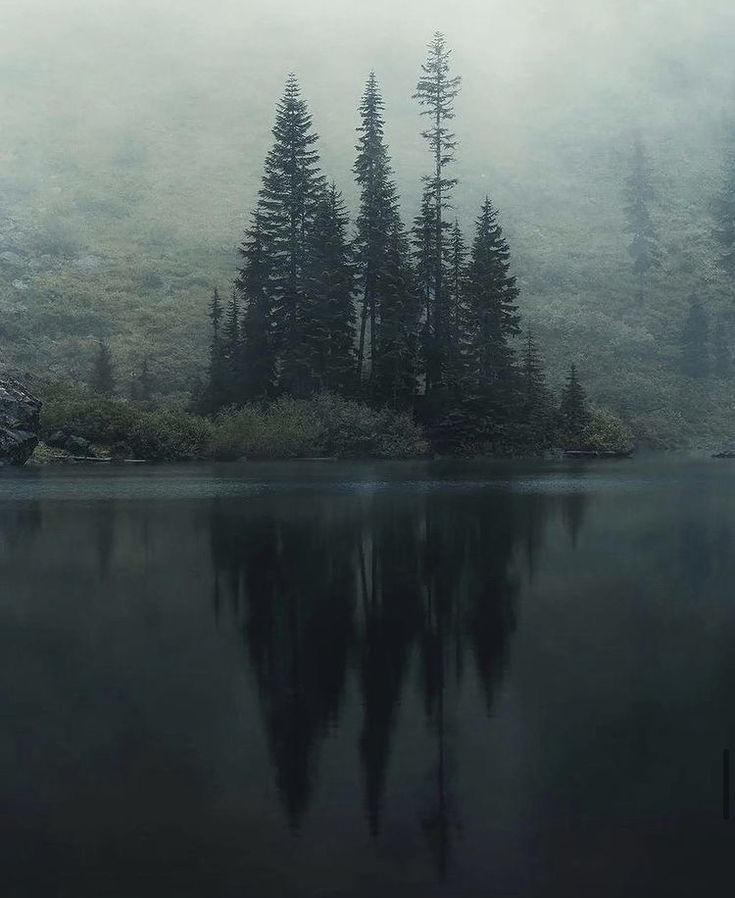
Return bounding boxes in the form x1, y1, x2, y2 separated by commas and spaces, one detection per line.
712, 319, 732, 379
238, 214, 275, 402
222, 288, 243, 404
714, 133, 735, 282
624, 137, 661, 302
353, 72, 401, 387
412, 188, 439, 390
679, 294, 710, 378
414, 31, 462, 393
559, 363, 590, 446
256, 74, 325, 395
303, 184, 356, 394
90, 341, 115, 396
200, 286, 228, 412
520, 328, 552, 437
131, 356, 153, 402
463, 198, 521, 432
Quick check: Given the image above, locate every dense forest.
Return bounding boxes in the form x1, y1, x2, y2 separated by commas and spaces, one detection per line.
2, 3, 735, 448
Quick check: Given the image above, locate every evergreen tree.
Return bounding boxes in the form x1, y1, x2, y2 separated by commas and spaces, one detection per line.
624, 137, 661, 302
714, 132, 735, 282
202, 286, 228, 411
520, 328, 551, 437
712, 319, 732, 379
463, 199, 521, 432
444, 219, 468, 395
559, 364, 590, 446
303, 184, 356, 394
131, 356, 153, 402
413, 32, 462, 392
412, 188, 439, 391
256, 74, 325, 395
371, 223, 420, 408
223, 288, 242, 404
353, 72, 401, 387
90, 341, 115, 396
679, 294, 710, 378
238, 214, 275, 402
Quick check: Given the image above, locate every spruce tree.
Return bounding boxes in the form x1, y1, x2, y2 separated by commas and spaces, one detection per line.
203, 286, 227, 411
131, 356, 153, 402
414, 32, 461, 392
223, 288, 242, 404
412, 188, 439, 392
256, 74, 325, 395
444, 219, 468, 395
679, 294, 710, 378
303, 184, 356, 394
353, 72, 401, 386
624, 137, 661, 302
559, 364, 590, 447
520, 328, 552, 443
90, 341, 115, 396
371, 222, 420, 408
238, 214, 275, 401
463, 199, 520, 431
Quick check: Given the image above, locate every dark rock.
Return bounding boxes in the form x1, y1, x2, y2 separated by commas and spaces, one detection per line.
47, 430, 68, 449
0, 377, 41, 466
65, 435, 94, 457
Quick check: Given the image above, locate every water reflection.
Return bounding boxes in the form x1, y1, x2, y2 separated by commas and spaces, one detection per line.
210, 486, 561, 871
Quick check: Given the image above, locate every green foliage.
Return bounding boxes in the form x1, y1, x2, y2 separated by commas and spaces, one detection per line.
210, 393, 428, 460
580, 407, 634, 454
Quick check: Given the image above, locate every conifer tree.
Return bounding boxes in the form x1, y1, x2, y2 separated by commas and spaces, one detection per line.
414, 32, 461, 392
202, 286, 228, 411
131, 356, 153, 402
679, 294, 710, 378
412, 189, 439, 390
303, 184, 356, 394
238, 214, 275, 401
714, 134, 735, 282
353, 72, 401, 386
559, 363, 590, 446
520, 328, 551, 436
463, 199, 520, 427
444, 219, 468, 395
223, 288, 242, 404
256, 74, 325, 395
90, 340, 115, 396
624, 137, 661, 302
371, 223, 420, 408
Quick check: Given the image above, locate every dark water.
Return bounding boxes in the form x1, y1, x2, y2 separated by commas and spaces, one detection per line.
1, 458, 734, 897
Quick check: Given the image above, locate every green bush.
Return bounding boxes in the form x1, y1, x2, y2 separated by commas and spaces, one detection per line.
580, 407, 634, 454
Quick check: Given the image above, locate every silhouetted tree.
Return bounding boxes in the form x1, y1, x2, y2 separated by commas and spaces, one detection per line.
130, 356, 153, 402
303, 184, 356, 394
679, 294, 710, 378
559, 363, 590, 445
519, 328, 552, 445
238, 213, 276, 402
90, 341, 115, 396
624, 137, 661, 302
463, 198, 521, 439
414, 32, 462, 393
222, 288, 242, 404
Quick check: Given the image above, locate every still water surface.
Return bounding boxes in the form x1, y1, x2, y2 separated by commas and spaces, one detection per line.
1, 458, 733, 896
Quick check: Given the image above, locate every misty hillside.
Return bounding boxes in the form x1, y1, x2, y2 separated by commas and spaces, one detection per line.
2, 0, 735, 444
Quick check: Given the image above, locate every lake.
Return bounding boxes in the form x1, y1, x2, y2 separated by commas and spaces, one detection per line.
1, 458, 733, 897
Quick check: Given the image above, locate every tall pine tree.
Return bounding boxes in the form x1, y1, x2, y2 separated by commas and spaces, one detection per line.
353, 72, 401, 388
202, 286, 228, 411
303, 184, 357, 394
414, 32, 461, 393
238, 213, 275, 402
463, 199, 520, 433
520, 328, 552, 442
255, 74, 325, 395
624, 137, 661, 302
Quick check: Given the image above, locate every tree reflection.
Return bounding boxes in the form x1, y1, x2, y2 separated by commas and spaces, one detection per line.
210, 486, 555, 866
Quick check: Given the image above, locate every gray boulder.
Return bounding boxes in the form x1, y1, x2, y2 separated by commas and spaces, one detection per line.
0, 377, 41, 466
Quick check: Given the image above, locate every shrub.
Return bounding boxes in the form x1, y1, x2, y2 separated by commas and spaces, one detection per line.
580, 407, 634, 454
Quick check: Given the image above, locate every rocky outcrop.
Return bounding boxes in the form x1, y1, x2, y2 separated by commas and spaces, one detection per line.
0, 377, 41, 465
